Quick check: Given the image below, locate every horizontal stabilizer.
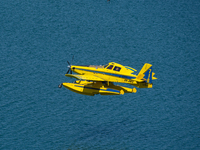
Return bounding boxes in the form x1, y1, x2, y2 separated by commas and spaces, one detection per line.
152, 72, 157, 80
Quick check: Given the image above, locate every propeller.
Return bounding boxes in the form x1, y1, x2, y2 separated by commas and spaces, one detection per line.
66, 56, 74, 74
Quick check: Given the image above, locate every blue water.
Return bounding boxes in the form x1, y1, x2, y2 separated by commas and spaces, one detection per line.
1, 0, 200, 149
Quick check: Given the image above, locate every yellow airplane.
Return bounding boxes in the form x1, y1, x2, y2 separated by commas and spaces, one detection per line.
58, 61, 157, 96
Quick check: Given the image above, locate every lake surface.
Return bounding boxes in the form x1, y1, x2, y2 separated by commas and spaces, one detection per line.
1, 0, 200, 149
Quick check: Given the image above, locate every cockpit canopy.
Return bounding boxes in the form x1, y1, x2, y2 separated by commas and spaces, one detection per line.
104, 63, 121, 72
104, 62, 136, 74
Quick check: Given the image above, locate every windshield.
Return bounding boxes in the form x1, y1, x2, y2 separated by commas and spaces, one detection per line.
104, 64, 109, 68
107, 65, 113, 69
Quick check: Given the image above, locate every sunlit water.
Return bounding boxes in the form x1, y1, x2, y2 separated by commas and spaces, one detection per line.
1, 0, 200, 149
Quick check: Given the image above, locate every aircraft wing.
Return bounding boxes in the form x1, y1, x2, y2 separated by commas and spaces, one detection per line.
65, 74, 105, 81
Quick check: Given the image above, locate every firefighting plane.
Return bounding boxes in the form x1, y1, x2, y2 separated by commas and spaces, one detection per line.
58, 61, 157, 96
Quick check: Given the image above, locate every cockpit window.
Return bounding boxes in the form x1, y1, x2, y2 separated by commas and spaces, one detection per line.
104, 64, 109, 68
107, 65, 113, 69
113, 66, 121, 71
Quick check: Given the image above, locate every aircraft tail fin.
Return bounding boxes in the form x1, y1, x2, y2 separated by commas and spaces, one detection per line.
136, 63, 156, 83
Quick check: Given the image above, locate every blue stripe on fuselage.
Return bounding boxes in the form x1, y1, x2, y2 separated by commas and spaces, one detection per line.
125, 66, 136, 72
